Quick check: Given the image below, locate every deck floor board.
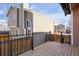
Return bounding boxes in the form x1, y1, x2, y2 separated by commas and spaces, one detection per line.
20, 42, 79, 56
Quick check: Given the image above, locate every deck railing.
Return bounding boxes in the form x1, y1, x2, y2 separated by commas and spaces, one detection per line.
0, 32, 71, 56
50, 33, 71, 44
0, 34, 33, 56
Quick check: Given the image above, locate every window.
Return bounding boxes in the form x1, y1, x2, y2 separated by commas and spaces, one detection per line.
26, 19, 31, 27
27, 21, 29, 27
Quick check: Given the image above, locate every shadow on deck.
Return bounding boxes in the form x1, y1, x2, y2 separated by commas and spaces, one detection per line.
20, 42, 79, 56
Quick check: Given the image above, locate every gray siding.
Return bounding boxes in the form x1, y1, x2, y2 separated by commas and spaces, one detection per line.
33, 32, 47, 48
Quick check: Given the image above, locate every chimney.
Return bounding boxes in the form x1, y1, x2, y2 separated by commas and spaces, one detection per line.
20, 3, 29, 9
19, 3, 29, 34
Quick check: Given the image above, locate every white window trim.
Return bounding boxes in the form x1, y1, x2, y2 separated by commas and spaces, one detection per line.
26, 19, 32, 28
9, 26, 17, 28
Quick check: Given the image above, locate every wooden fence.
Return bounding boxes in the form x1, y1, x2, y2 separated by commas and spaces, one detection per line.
0, 34, 33, 56
49, 33, 71, 44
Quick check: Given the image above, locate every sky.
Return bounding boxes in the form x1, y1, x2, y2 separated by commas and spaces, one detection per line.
0, 3, 20, 26
0, 3, 71, 27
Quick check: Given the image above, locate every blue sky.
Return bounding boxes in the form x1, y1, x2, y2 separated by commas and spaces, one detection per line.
0, 3, 71, 26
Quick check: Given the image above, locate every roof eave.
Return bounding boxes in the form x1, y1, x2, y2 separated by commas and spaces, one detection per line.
60, 3, 71, 16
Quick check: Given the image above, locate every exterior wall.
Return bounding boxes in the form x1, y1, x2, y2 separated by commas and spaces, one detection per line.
8, 7, 18, 35
0, 24, 5, 31
8, 7, 17, 28
18, 5, 33, 35
32, 12, 54, 47
9, 28, 17, 35
24, 11, 33, 34
72, 7, 79, 46
33, 12, 54, 34
33, 32, 46, 47
18, 5, 25, 34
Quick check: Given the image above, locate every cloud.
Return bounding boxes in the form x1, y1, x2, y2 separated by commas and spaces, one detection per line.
29, 3, 71, 26
0, 18, 8, 30
38, 9, 48, 13
42, 11, 71, 25
29, 5, 36, 10
0, 10, 4, 14
0, 18, 7, 25
29, 3, 58, 14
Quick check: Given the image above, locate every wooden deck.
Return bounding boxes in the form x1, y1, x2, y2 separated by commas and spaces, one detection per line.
20, 42, 79, 56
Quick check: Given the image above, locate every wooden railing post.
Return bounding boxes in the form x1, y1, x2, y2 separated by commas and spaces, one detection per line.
0, 37, 1, 56
32, 33, 34, 50
8, 36, 10, 56
10, 35, 12, 56
60, 32, 64, 43
45, 33, 47, 42
49, 31, 52, 41
69, 31, 71, 45
3, 36, 5, 56
16, 35, 18, 55
26, 34, 27, 51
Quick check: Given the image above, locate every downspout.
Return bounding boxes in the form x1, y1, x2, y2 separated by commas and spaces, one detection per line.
70, 4, 74, 45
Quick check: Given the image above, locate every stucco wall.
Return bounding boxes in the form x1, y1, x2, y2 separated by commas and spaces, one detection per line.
33, 11, 54, 34
32, 12, 55, 47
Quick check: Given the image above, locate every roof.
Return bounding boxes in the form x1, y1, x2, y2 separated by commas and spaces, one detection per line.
0, 31, 9, 34
60, 3, 71, 16
7, 6, 32, 16
7, 6, 15, 16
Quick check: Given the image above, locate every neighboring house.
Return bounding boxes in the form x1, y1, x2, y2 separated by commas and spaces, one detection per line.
0, 23, 9, 36
7, 3, 55, 35
7, 3, 55, 47
54, 24, 66, 33
0, 23, 4, 31
65, 26, 71, 33
0, 23, 8, 31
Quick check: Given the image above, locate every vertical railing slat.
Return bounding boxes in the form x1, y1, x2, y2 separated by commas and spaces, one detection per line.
10, 35, 12, 56
0, 37, 1, 56
0, 34, 33, 56
32, 33, 34, 50
17, 35, 18, 55
4, 36, 5, 56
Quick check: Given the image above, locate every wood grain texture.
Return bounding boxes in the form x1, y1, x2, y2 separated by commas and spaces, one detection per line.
20, 42, 79, 56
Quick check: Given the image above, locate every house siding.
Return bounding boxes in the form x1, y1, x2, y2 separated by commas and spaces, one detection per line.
24, 11, 33, 34
72, 7, 79, 46
33, 32, 46, 47
17, 8, 19, 27
8, 7, 18, 35
8, 7, 17, 28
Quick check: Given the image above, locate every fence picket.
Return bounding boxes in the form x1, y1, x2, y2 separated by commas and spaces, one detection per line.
0, 34, 33, 56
